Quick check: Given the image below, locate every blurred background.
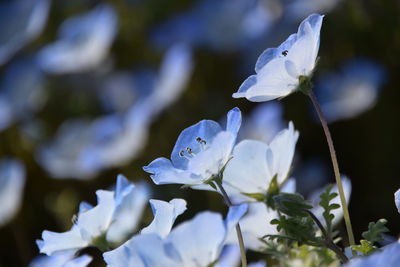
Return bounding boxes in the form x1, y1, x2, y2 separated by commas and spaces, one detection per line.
0, 0, 399, 266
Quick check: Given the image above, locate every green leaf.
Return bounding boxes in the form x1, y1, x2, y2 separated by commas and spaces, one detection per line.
273, 193, 313, 217
352, 240, 377, 256
266, 174, 279, 208
319, 184, 340, 234
362, 219, 389, 244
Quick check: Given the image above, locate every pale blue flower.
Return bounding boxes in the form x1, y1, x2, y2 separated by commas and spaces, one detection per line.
0, 0, 50, 65
314, 59, 386, 122
233, 14, 324, 102
221, 122, 298, 202
0, 60, 46, 132
239, 102, 285, 143
143, 107, 241, 186
36, 4, 117, 74
344, 241, 400, 267
151, 0, 274, 52
29, 250, 92, 267
103, 205, 247, 267
0, 158, 26, 227
37, 175, 151, 255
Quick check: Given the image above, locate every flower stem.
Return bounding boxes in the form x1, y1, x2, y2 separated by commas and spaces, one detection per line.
215, 181, 248, 267
307, 91, 355, 247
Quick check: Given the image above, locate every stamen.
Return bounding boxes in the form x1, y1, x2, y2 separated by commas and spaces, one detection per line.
196, 137, 207, 145
282, 50, 288, 56
186, 147, 194, 155
72, 214, 78, 225
179, 150, 185, 157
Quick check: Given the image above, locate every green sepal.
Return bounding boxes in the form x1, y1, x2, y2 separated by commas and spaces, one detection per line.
352, 240, 377, 256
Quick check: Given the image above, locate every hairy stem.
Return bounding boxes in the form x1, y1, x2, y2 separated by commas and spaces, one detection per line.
215, 181, 248, 267
308, 91, 355, 247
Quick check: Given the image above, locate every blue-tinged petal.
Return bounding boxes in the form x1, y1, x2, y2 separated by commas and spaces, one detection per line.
167, 212, 226, 266
141, 199, 187, 238
170, 120, 222, 168
143, 157, 202, 185
0, 158, 26, 226
225, 202, 279, 251
344, 241, 400, 267
107, 181, 150, 244
37, 228, 88, 256
225, 204, 248, 231
297, 14, 324, 40
76, 190, 115, 239
232, 75, 257, 98
216, 245, 240, 267
114, 174, 134, 205
104, 234, 177, 267
226, 107, 242, 135
28, 250, 92, 267
281, 178, 297, 193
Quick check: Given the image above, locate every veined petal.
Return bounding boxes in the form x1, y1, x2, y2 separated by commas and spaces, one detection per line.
141, 199, 187, 238
143, 157, 203, 185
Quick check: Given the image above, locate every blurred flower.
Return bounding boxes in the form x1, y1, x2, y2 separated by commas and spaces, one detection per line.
308, 176, 352, 226
221, 122, 298, 202
0, 158, 26, 227
0, 0, 50, 65
0, 59, 46, 132
37, 175, 151, 255
233, 14, 324, 102
29, 250, 92, 267
143, 107, 241, 186
239, 102, 285, 143
314, 59, 386, 122
103, 204, 247, 267
37, 44, 193, 179
152, 0, 276, 52
36, 4, 117, 74
284, 0, 341, 22
344, 241, 400, 267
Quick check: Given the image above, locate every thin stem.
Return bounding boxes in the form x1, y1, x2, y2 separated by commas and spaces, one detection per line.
308, 91, 355, 247
215, 182, 248, 267
306, 210, 349, 263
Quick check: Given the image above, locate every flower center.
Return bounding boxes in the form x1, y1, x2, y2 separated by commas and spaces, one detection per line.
179, 137, 208, 160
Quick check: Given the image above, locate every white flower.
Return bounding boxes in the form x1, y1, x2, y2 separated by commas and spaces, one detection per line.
143, 107, 242, 186
29, 250, 92, 267
37, 175, 151, 255
0, 158, 26, 227
233, 14, 324, 102
103, 204, 247, 267
221, 122, 298, 202
36, 4, 117, 74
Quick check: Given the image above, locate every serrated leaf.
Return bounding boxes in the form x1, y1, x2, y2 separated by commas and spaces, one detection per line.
352, 240, 377, 256
362, 219, 389, 244
319, 184, 340, 234
273, 193, 313, 217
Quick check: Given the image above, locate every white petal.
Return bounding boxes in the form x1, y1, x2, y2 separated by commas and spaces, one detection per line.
223, 140, 271, 198
141, 199, 187, 238
37, 228, 88, 256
